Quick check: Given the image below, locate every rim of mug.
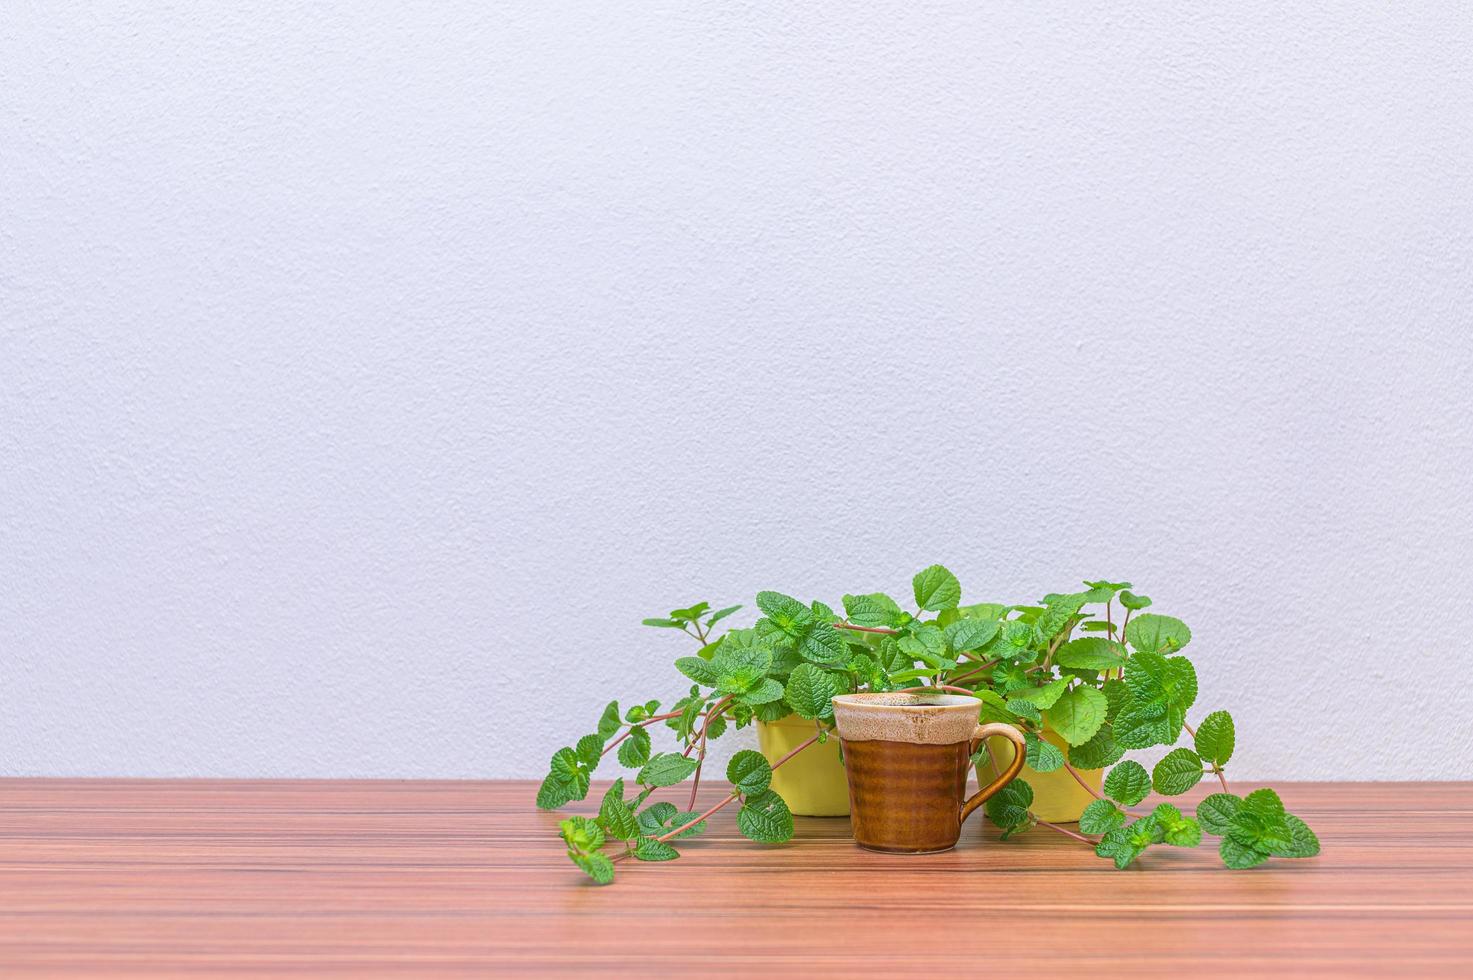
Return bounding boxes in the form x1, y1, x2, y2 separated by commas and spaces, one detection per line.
830, 692, 978, 710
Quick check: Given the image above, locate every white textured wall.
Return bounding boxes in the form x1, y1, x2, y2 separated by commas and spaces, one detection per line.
3, 3, 1471, 780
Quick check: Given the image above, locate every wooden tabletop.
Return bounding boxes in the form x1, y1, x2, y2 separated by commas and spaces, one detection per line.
0, 779, 1469, 977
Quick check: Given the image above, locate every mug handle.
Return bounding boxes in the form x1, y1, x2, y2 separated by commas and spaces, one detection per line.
960, 723, 1027, 823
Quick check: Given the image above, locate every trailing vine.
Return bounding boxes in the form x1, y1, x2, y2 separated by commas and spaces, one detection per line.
539, 569, 1319, 882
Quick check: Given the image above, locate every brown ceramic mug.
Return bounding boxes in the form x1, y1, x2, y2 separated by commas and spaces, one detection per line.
831, 692, 1027, 853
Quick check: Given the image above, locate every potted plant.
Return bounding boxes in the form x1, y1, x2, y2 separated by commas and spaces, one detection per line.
537, 566, 1320, 882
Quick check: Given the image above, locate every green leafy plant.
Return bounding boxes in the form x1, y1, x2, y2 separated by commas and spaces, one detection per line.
539, 571, 1319, 883
940, 581, 1319, 870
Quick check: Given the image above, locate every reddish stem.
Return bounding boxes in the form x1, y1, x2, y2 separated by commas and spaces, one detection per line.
945, 659, 999, 686
834, 623, 901, 635
655, 730, 825, 843
686, 701, 726, 807
600, 709, 688, 758
1034, 816, 1096, 845
1063, 760, 1147, 817
683, 696, 732, 758
896, 684, 981, 697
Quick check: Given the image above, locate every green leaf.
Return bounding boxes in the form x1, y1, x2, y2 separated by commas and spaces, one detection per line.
1079, 621, 1118, 634
944, 619, 1000, 654
1266, 813, 1321, 859
575, 734, 603, 768
1079, 799, 1127, 835
1046, 686, 1109, 746
1002, 620, 1039, 651
716, 669, 764, 696
738, 677, 785, 706
675, 656, 720, 687
1111, 706, 1171, 749
535, 773, 577, 810
1195, 793, 1242, 835
1012, 678, 1069, 710
1118, 591, 1151, 610
1242, 787, 1285, 819
571, 850, 615, 883
1125, 614, 1191, 654
1152, 803, 1203, 847
559, 815, 605, 853
1152, 748, 1204, 796
1104, 760, 1151, 806
947, 602, 1009, 624
547, 748, 591, 802
642, 618, 685, 629
637, 752, 699, 788
1118, 653, 1196, 740
669, 602, 710, 622
636, 802, 705, 839
1053, 638, 1126, 671
784, 663, 838, 720
617, 726, 652, 767
713, 643, 773, 678
751, 700, 790, 723
1068, 726, 1124, 770
737, 789, 794, 843
913, 565, 962, 612
596, 701, 622, 741
666, 690, 705, 741
1166, 658, 1199, 728
726, 750, 773, 795
985, 778, 1034, 837
897, 624, 950, 666
1230, 789, 1292, 851
756, 591, 812, 635
1219, 837, 1269, 869
1095, 814, 1162, 869
598, 780, 639, 840
1037, 591, 1091, 640
799, 620, 848, 666
842, 593, 906, 628
706, 604, 742, 627
1025, 732, 1065, 773
1005, 698, 1041, 723
991, 662, 1032, 694
1194, 711, 1235, 767
636, 801, 676, 836
633, 836, 680, 862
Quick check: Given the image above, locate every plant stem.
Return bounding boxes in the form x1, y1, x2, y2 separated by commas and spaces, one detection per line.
601, 709, 689, 758
655, 730, 824, 843
684, 696, 734, 807
945, 659, 999, 686
1063, 760, 1148, 816
687, 722, 711, 809
683, 696, 732, 758
896, 684, 981, 697
1040, 632, 1067, 671
834, 623, 901, 635
1033, 815, 1096, 845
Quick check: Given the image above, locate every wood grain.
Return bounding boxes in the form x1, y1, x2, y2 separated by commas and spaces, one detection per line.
1, 779, 1470, 977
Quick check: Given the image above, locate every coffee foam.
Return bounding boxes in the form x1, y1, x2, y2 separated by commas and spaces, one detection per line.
830, 693, 982, 745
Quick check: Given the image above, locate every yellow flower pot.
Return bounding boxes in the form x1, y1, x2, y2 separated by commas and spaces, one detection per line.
976, 726, 1103, 823
755, 715, 850, 816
